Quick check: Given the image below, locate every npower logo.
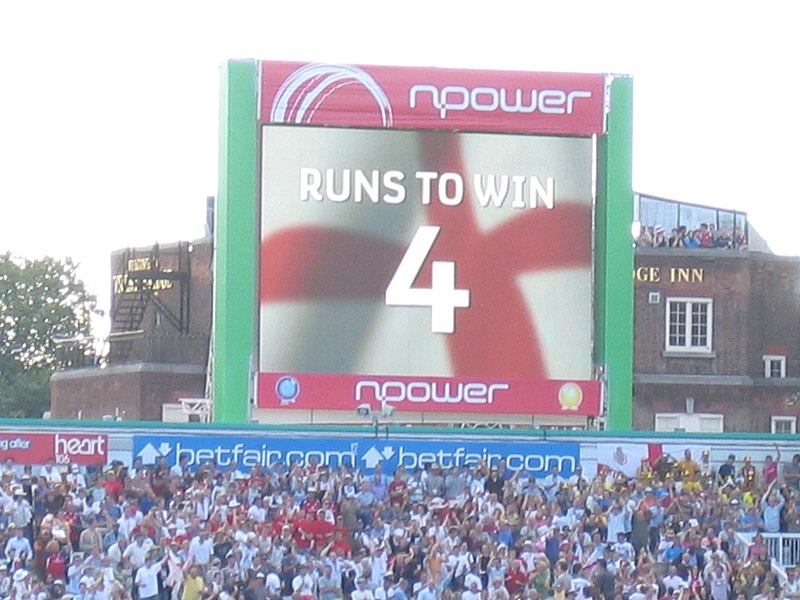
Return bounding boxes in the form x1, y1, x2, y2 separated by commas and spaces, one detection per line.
409, 84, 593, 119
355, 379, 510, 406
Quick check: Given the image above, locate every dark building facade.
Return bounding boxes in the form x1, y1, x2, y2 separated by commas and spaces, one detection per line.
48, 199, 800, 432
50, 238, 212, 420
633, 246, 800, 432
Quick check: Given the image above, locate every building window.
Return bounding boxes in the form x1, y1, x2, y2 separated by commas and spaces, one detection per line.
763, 355, 787, 378
771, 416, 797, 434
665, 297, 713, 353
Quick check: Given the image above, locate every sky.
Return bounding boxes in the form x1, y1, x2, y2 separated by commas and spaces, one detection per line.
2, 2, 799, 330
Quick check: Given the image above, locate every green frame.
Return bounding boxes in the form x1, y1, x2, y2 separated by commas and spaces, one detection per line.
214, 61, 634, 430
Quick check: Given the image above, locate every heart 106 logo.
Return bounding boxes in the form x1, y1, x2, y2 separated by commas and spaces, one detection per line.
54, 434, 107, 464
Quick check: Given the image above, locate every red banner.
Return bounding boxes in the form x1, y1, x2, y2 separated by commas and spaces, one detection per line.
259, 373, 600, 416
260, 62, 606, 136
0, 432, 108, 465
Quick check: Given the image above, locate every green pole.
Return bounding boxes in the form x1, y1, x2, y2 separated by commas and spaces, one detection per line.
596, 76, 634, 430
213, 60, 258, 423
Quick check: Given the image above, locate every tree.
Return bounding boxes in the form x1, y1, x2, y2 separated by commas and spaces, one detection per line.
0, 253, 96, 417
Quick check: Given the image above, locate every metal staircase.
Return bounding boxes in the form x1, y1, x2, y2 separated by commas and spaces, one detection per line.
108, 243, 191, 363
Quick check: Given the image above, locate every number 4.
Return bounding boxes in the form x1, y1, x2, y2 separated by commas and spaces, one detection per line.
386, 226, 470, 334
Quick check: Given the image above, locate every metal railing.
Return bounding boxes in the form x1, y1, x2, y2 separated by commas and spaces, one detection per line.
762, 533, 800, 568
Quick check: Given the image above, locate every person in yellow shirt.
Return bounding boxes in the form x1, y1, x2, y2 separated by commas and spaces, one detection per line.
181, 563, 208, 600
675, 448, 699, 485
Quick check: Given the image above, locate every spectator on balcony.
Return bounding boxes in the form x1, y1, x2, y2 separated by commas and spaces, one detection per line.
716, 228, 734, 249
698, 223, 715, 248
667, 228, 684, 248
637, 227, 654, 247
652, 226, 668, 248
683, 230, 701, 249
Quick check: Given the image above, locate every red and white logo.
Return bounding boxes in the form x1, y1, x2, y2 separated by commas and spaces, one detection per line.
54, 433, 107, 465
261, 61, 606, 136
268, 63, 394, 128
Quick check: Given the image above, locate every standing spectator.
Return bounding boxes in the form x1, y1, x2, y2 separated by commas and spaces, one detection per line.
134, 552, 167, 600
6, 487, 33, 539
785, 454, 800, 491
593, 560, 616, 600
417, 578, 438, 600
5, 526, 32, 568
181, 562, 209, 600
542, 466, 566, 502
78, 517, 103, 555
427, 465, 446, 499
40, 459, 63, 485
461, 579, 481, 600
706, 562, 730, 600
187, 530, 214, 566
123, 531, 153, 573
762, 445, 781, 485
352, 577, 375, 600
318, 563, 341, 600
717, 455, 737, 488
606, 500, 630, 543
760, 480, 785, 533
740, 457, 758, 491
484, 468, 505, 500
785, 568, 800, 600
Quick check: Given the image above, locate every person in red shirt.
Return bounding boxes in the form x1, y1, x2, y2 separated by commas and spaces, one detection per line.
101, 469, 123, 503
45, 540, 67, 581
326, 529, 353, 558
505, 559, 527, 596
305, 509, 337, 549
763, 444, 781, 485
303, 488, 322, 515
62, 503, 82, 552
292, 509, 314, 550
388, 473, 408, 510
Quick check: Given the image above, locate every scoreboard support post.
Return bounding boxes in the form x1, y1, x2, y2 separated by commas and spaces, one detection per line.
214, 59, 258, 423
596, 76, 634, 431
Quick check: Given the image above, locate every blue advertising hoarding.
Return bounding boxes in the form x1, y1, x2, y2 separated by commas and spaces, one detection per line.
133, 434, 579, 478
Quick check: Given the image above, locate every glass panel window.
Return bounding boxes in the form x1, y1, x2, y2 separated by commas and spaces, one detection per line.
771, 417, 796, 434
666, 298, 713, 353
763, 355, 786, 378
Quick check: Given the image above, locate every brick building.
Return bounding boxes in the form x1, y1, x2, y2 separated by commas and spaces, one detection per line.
49, 197, 800, 432
633, 215, 800, 433
50, 238, 212, 420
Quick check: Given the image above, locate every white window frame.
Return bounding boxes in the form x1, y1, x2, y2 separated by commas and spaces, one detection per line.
665, 297, 713, 353
771, 416, 797, 434
654, 412, 724, 433
763, 354, 787, 378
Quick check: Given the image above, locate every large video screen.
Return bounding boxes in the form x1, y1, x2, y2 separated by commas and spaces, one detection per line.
258, 126, 599, 415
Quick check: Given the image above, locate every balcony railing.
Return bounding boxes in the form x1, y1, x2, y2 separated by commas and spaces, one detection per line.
761, 533, 800, 568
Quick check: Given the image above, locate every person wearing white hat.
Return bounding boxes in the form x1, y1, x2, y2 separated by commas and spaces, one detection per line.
6, 488, 33, 534
12, 568, 30, 597
0, 564, 10, 598
66, 464, 87, 490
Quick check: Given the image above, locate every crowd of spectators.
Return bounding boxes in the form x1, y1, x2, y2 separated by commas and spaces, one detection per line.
636, 224, 747, 250
1, 445, 800, 600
